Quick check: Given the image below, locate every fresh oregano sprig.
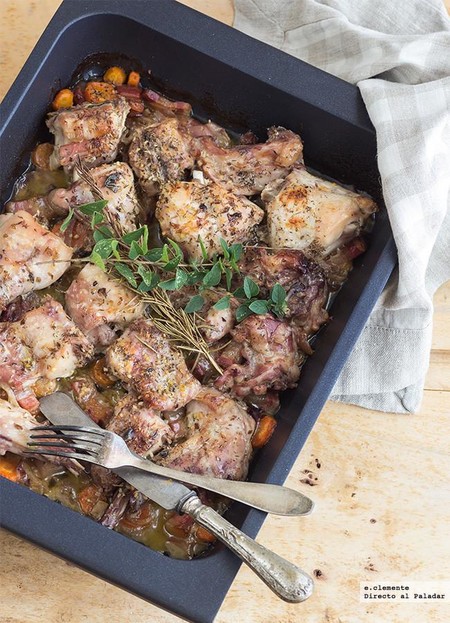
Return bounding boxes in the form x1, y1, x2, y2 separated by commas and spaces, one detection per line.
61, 201, 288, 323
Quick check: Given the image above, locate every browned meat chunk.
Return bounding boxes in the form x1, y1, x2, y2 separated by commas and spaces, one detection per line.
262, 168, 377, 257
47, 97, 130, 171
0, 298, 94, 412
239, 248, 329, 336
215, 315, 302, 398
65, 263, 145, 347
0, 398, 38, 456
0, 211, 73, 312
49, 162, 141, 235
107, 393, 174, 458
156, 180, 264, 261
158, 387, 255, 481
197, 126, 303, 195
128, 118, 195, 197
106, 318, 201, 411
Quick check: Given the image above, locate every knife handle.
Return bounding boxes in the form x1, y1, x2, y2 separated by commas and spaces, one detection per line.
181, 495, 313, 603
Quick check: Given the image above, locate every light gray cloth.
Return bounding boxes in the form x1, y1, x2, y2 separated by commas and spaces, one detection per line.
234, 0, 450, 413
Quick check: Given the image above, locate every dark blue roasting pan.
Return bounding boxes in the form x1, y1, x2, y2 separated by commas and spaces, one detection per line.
0, 1, 397, 621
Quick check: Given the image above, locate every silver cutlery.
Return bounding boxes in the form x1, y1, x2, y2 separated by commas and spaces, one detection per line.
27, 422, 312, 516
37, 393, 314, 517
36, 392, 314, 602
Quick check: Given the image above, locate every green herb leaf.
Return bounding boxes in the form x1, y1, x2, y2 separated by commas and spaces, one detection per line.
270, 283, 287, 305
186, 270, 206, 285
115, 262, 138, 288
92, 239, 114, 260
185, 295, 205, 313
220, 238, 230, 260
243, 276, 259, 299
137, 265, 159, 289
198, 237, 208, 262
93, 225, 113, 242
161, 245, 170, 263
174, 268, 188, 289
230, 243, 243, 262
60, 208, 74, 233
224, 266, 233, 291
110, 239, 120, 260
163, 257, 182, 271
168, 239, 183, 259
236, 303, 253, 323
233, 286, 246, 299
91, 211, 104, 227
202, 262, 222, 287
145, 247, 164, 262
158, 278, 177, 291
78, 199, 108, 215
122, 226, 147, 245
140, 226, 149, 255
248, 299, 269, 314
90, 250, 106, 272
128, 240, 143, 260
213, 295, 231, 311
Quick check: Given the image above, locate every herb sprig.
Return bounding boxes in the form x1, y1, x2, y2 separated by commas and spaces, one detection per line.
62, 201, 288, 323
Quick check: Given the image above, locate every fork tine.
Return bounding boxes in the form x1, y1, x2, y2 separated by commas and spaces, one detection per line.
29, 433, 102, 446
24, 449, 97, 463
27, 441, 97, 453
31, 425, 105, 436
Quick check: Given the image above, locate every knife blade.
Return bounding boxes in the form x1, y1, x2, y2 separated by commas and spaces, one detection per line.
39, 391, 193, 511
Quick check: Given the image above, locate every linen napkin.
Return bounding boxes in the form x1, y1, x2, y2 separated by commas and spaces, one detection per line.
234, 0, 450, 414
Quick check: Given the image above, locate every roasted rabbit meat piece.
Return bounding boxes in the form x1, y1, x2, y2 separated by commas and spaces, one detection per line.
0, 211, 72, 311
47, 97, 130, 171
65, 263, 145, 347
128, 117, 195, 197
106, 318, 201, 411
49, 162, 141, 235
239, 248, 329, 336
262, 168, 377, 257
19, 297, 94, 379
7, 163, 141, 236
5, 195, 68, 224
107, 393, 174, 459
197, 126, 303, 195
158, 387, 255, 481
156, 180, 264, 261
0, 298, 93, 412
0, 323, 40, 413
215, 314, 303, 398
0, 398, 38, 456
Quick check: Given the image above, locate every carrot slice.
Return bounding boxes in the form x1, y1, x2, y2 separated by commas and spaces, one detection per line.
0, 454, 20, 482
84, 81, 117, 104
78, 484, 103, 514
52, 88, 74, 110
103, 66, 127, 86
127, 71, 141, 87
251, 415, 277, 449
196, 525, 216, 543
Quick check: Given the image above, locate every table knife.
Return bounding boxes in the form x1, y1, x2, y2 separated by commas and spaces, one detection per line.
39, 391, 314, 602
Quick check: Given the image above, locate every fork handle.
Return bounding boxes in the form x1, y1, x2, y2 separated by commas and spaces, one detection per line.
181, 495, 313, 603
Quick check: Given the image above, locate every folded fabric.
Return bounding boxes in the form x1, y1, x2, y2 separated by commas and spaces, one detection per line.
234, 0, 450, 413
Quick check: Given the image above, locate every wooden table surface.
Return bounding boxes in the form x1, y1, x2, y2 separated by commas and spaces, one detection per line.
1, 2, 449, 622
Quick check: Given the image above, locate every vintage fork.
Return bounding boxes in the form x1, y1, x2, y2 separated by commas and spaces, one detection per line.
26, 425, 314, 516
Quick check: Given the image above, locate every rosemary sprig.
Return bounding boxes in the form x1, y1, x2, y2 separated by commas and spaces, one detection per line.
140, 288, 223, 374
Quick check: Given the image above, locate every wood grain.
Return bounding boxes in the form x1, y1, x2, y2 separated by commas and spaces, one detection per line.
0, 2, 449, 623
